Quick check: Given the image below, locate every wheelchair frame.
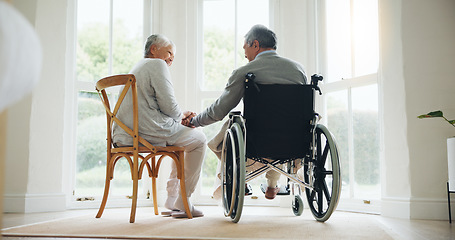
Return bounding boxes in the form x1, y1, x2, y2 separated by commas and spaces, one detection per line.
220, 74, 341, 223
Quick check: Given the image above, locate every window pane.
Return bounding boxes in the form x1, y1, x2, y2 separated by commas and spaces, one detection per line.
352, 84, 380, 199
326, 90, 350, 197
75, 91, 107, 196
202, 0, 235, 91
325, 0, 351, 82
202, 0, 269, 91
112, 0, 144, 75
76, 0, 109, 82
353, 0, 379, 76
326, 0, 378, 80
236, 0, 269, 66
75, 91, 148, 198
200, 98, 226, 195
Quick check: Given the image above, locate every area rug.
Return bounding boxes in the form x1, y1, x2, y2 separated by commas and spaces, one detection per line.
2, 206, 395, 239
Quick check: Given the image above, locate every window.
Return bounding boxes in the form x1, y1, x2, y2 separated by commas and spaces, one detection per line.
322, 0, 380, 211
200, 0, 270, 199
74, 0, 150, 201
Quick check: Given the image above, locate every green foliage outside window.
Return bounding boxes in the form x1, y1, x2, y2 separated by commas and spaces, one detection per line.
203, 27, 235, 90
76, 20, 142, 82
76, 96, 106, 173
202, 27, 248, 91
76, 23, 109, 82
327, 103, 380, 186
76, 20, 142, 193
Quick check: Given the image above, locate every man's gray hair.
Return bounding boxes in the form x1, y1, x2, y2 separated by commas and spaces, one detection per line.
244, 24, 277, 50
144, 34, 175, 57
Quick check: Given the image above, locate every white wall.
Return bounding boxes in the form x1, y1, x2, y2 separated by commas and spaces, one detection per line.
380, 0, 455, 219
402, 0, 455, 219
379, 0, 412, 218
4, 0, 36, 212
4, 0, 67, 212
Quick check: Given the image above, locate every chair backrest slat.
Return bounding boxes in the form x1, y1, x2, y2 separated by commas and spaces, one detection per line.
96, 74, 156, 153
112, 76, 134, 117
95, 74, 131, 91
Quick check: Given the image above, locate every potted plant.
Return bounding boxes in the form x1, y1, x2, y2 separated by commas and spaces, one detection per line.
418, 110, 455, 193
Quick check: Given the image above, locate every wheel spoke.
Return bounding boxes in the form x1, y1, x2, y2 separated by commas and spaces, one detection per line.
317, 181, 324, 214
320, 141, 329, 166
310, 188, 316, 200
317, 132, 322, 160
322, 179, 331, 203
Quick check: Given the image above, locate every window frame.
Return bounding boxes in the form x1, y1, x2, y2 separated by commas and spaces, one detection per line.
67, 0, 154, 208
317, 0, 382, 213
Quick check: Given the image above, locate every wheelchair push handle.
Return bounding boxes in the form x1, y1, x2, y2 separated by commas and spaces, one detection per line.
311, 74, 323, 95
245, 73, 261, 92
245, 72, 324, 95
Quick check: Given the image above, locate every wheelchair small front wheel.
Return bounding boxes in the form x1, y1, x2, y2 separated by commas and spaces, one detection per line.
292, 195, 304, 216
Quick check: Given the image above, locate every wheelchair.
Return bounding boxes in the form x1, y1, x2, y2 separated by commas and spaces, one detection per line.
220, 73, 341, 223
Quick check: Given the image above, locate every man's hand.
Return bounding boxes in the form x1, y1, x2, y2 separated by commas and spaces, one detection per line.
181, 111, 196, 128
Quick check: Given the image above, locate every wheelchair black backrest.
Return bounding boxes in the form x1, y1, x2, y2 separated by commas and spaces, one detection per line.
243, 78, 315, 159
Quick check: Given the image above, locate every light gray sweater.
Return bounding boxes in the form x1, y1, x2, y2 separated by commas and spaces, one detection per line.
113, 58, 185, 146
192, 51, 307, 127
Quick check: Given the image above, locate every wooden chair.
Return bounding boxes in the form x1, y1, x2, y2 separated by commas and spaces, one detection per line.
95, 74, 192, 223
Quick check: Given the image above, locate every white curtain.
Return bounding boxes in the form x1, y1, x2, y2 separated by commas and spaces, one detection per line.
0, 1, 42, 111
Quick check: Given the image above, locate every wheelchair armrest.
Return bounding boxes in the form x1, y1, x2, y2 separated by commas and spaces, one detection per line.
229, 111, 242, 119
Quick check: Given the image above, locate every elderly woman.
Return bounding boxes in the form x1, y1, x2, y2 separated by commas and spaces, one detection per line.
113, 34, 206, 218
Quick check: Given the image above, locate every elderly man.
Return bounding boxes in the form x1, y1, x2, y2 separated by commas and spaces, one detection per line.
186, 25, 307, 200
113, 34, 206, 218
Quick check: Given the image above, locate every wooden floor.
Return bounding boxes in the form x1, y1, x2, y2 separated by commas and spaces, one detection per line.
1, 206, 454, 240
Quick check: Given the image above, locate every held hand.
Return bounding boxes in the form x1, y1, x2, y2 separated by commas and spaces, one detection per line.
183, 111, 196, 119
181, 111, 196, 128
181, 117, 193, 127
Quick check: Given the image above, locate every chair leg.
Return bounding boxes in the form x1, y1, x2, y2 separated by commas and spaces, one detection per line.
152, 176, 159, 215
177, 152, 193, 219
96, 165, 112, 218
130, 157, 139, 223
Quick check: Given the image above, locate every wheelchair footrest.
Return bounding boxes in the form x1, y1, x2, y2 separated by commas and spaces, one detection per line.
260, 183, 290, 195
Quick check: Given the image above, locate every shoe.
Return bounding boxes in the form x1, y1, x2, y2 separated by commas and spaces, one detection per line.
171, 207, 204, 218
265, 187, 280, 200
161, 209, 180, 216
164, 196, 177, 210
261, 183, 289, 195
245, 184, 253, 196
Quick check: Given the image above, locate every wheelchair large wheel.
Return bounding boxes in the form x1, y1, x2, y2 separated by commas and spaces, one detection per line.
221, 122, 245, 223
304, 124, 341, 222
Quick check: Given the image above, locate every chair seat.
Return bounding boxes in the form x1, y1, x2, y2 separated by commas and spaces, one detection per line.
111, 145, 185, 154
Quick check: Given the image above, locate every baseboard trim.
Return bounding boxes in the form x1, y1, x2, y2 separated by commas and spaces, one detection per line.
409, 197, 451, 220
4, 193, 66, 213
381, 197, 411, 219
381, 196, 452, 220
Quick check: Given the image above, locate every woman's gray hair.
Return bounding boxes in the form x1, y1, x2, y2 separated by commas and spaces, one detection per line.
144, 34, 176, 57
244, 24, 277, 50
